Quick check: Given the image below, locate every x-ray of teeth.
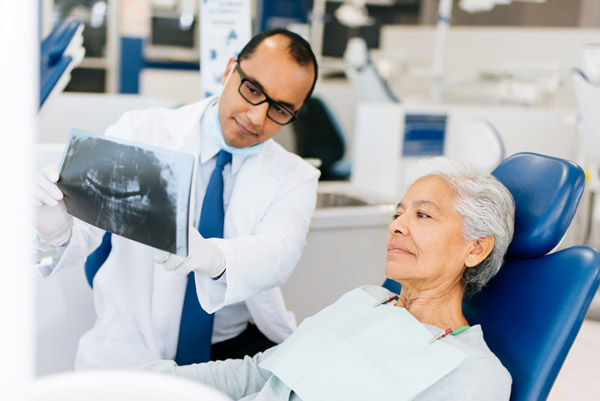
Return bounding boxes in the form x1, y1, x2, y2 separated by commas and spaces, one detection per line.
58, 129, 194, 256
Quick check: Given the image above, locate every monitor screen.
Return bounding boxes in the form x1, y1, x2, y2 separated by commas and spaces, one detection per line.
151, 15, 197, 48
402, 113, 447, 157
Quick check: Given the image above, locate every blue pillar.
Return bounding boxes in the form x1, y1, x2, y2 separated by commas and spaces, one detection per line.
119, 36, 144, 94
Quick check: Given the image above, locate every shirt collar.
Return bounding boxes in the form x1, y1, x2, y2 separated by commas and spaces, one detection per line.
200, 102, 250, 175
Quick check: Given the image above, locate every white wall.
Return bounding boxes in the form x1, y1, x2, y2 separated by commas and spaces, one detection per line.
376, 26, 600, 108
0, 0, 36, 397
139, 68, 201, 106
37, 92, 180, 144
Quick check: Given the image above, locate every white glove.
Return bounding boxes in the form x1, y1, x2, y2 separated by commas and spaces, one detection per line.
34, 165, 73, 246
153, 228, 226, 278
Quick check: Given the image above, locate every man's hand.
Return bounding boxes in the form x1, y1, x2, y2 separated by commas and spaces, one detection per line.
153, 228, 225, 278
34, 165, 73, 246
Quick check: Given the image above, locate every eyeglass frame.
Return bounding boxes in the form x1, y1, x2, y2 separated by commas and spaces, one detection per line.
234, 61, 298, 126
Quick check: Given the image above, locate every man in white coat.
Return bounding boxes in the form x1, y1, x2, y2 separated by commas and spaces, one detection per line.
33, 29, 320, 369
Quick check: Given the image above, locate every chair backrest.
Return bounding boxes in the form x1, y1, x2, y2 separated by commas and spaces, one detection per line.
291, 95, 350, 180
383, 152, 600, 401
40, 17, 85, 109
448, 117, 505, 172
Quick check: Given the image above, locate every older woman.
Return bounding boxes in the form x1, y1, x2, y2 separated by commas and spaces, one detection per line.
144, 157, 515, 401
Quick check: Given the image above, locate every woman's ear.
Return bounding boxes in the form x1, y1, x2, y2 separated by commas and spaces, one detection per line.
465, 236, 495, 268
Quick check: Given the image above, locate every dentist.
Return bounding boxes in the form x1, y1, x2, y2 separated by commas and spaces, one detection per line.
34, 29, 319, 369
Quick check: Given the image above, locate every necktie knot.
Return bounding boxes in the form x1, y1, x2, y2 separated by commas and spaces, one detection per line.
216, 150, 232, 169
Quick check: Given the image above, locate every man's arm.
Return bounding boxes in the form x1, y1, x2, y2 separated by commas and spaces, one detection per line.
195, 159, 319, 312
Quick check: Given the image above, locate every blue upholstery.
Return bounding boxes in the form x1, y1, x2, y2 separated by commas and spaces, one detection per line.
40, 17, 83, 108
383, 152, 600, 401
462, 247, 599, 401
493, 152, 585, 258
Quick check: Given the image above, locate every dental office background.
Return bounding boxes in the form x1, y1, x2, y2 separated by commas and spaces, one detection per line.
1, 0, 600, 399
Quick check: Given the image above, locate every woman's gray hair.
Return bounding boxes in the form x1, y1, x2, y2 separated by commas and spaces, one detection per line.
405, 157, 515, 295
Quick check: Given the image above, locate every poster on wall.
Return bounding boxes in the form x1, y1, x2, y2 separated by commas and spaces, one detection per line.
57, 129, 194, 256
200, 0, 251, 98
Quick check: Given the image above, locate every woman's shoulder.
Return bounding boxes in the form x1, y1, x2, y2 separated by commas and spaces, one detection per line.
445, 324, 510, 382
420, 355, 511, 401
442, 325, 511, 381
418, 325, 512, 401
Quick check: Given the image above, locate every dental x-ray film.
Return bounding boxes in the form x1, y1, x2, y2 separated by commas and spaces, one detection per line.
58, 129, 194, 256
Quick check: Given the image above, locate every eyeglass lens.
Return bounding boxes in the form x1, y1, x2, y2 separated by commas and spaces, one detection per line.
239, 80, 294, 125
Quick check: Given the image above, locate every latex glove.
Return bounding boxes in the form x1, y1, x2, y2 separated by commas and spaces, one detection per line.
34, 165, 73, 246
153, 228, 226, 278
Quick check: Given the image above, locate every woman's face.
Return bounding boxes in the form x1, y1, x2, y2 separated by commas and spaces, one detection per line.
385, 175, 475, 290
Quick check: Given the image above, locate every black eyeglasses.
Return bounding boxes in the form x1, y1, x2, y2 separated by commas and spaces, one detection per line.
235, 62, 297, 125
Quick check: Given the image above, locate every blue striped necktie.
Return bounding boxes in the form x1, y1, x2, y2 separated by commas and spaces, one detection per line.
175, 149, 232, 365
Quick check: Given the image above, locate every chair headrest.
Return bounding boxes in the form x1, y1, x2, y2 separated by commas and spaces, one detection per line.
492, 152, 585, 259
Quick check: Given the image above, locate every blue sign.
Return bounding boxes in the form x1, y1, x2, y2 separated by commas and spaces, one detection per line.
402, 113, 447, 157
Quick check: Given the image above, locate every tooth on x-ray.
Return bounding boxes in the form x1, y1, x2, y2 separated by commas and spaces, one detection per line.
58, 129, 194, 257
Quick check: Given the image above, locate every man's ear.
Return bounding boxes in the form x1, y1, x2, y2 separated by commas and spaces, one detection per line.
465, 236, 495, 268
221, 57, 237, 85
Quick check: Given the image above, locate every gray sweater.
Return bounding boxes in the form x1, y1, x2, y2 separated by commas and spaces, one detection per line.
144, 286, 511, 401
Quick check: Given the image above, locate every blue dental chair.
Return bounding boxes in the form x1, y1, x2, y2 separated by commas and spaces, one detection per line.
291, 95, 351, 181
383, 152, 600, 401
40, 17, 84, 109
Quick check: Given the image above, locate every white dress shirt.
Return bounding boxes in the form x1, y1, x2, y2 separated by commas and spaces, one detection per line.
195, 101, 252, 343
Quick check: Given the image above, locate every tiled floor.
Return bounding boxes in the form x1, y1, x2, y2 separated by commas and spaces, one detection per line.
547, 318, 600, 401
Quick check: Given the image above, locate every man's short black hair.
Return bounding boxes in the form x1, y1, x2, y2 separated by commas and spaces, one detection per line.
237, 29, 318, 105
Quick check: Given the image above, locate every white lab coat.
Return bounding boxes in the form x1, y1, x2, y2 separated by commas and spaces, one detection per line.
42, 97, 320, 369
